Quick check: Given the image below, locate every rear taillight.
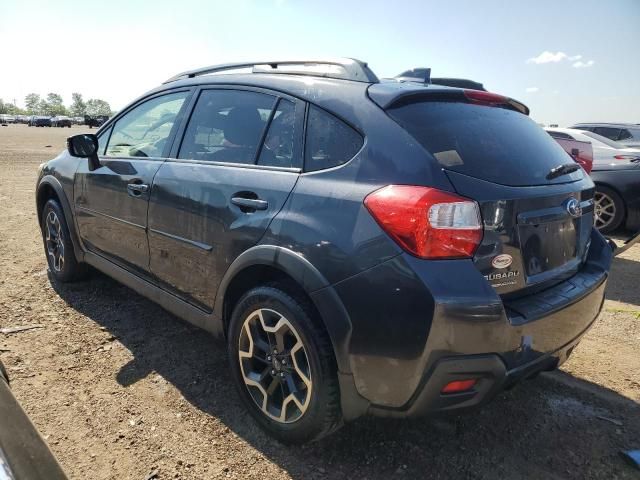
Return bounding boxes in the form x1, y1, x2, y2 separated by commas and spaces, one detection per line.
364, 185, 483, 259
614, 154, 640, 161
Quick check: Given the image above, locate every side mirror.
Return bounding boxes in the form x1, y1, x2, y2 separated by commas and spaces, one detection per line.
67, 134, 100, 171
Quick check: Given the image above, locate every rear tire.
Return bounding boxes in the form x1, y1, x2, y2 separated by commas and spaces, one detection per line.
227, 284, 342, 444
594, 185, 625, 233
41, 199, 87, 282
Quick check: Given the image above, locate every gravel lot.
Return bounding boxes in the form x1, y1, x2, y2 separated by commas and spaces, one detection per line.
1, 124, 639, 479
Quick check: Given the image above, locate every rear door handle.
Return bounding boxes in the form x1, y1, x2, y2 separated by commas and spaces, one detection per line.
127, 183, 149, 197
231, 197, 268, 211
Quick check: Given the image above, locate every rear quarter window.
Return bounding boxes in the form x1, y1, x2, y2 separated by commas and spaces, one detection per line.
621, 128, 640, 141
388, 101, 583, 186
304, 105, 363, 172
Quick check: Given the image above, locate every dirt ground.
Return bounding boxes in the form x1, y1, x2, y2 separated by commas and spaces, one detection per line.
0, 124, 639, 480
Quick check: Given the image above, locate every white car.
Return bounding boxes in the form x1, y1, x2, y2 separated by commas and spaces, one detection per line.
546, 127, 640, 167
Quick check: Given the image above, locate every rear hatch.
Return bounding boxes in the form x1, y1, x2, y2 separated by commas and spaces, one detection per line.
386, 91, 595, 296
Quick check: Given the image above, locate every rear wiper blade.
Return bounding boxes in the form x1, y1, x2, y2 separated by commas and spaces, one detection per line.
546, 162, 581, 180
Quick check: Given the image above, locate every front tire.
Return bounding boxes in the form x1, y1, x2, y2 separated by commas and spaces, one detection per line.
41, 199, 87, 282
227, 285, 342, 444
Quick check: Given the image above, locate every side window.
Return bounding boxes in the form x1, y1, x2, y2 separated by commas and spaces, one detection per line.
178, 89, 275, 164
618, 129, 632, 141
97, 126, 112, 155
593, 127, 621, 141
105, 91, 188, 158
630, 128, 640, 140
257, 99, 297, 168
304, 105, 363, 172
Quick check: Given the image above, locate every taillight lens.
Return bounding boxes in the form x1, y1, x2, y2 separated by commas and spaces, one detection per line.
614, 154, 640, 161
364, 185, 483, 259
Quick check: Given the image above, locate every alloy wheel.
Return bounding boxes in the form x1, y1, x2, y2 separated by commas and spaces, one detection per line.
594, 191, 616, 230
238, 308, 312, 423
45, 210, 65, 272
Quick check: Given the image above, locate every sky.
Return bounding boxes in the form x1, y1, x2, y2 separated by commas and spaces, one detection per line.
0, 0, 638, 126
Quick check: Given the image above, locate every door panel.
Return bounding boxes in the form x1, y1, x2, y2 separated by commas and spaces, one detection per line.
73, 90, 191, 274
148, 162, 298, 309
74, 159, 163, 273
147, 87, 303, 310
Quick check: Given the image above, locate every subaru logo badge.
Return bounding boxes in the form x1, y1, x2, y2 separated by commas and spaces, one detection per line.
565, 198, 582, 217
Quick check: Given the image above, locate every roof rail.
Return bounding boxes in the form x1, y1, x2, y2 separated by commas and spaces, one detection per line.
163, 58, 379, 84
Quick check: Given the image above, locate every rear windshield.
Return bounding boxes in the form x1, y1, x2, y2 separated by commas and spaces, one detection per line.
388, 101, 584, 186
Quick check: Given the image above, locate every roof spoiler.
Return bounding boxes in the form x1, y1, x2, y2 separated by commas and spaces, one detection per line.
393, 69, 486, 91
431, 77, 486, 91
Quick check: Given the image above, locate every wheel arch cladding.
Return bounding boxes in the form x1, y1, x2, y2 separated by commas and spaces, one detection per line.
36, 176, 84, 262
215, 245, 353, 374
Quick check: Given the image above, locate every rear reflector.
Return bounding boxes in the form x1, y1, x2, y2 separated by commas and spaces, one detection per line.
441, 379, 477, 394
364, 185, 483, 259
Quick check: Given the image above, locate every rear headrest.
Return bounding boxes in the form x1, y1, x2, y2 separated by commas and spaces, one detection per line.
225, 107, 264, 146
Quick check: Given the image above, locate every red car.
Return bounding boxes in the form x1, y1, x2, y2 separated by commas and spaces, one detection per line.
548, 133, 594, 174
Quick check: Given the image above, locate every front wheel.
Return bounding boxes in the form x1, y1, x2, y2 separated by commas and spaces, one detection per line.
227, 285, 342, 444
41, 199, 87, 282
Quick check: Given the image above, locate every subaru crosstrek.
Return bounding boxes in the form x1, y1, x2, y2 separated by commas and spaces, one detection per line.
35, 58, 613, 443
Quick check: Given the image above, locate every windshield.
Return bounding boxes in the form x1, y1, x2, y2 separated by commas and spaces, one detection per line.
388, 101, 583, 186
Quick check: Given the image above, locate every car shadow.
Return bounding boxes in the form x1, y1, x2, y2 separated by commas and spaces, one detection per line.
48, 265, 640, 480
606, 256, 640, 307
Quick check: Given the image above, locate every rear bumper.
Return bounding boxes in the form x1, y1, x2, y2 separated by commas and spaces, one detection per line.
369, 279, 604, 417
332, 228, 612, 416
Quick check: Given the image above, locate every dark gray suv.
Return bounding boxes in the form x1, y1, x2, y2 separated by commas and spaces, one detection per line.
36, 58, 612, 443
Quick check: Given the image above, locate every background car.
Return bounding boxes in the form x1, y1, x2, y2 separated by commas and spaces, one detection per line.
547, 127, 640, 232
547, 131, 593, 173
28, 116, 52, 127
571, 123, 640, 148
84, 115, 109, 128
0, 359, 67, 479
51, 116, 72, 128
0, 114, 16, 124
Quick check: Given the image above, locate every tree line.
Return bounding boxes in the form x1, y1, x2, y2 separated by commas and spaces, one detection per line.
0, 93, 112, 117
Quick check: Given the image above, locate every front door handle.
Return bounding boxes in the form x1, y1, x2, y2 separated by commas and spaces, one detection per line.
127, 183, 149, 197
231, 197, 268, 212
